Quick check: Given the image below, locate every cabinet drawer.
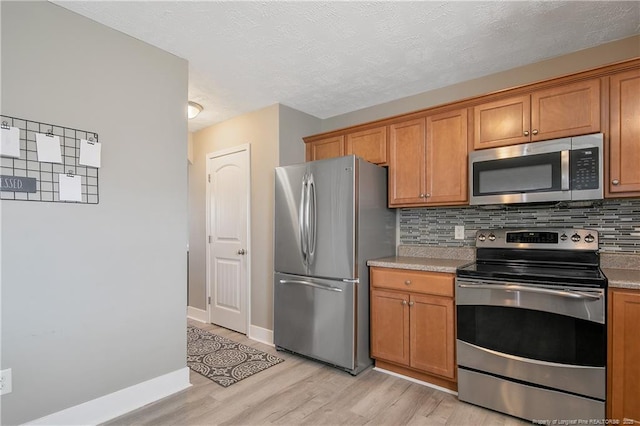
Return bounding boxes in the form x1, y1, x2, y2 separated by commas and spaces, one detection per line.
371, 267, 454, 297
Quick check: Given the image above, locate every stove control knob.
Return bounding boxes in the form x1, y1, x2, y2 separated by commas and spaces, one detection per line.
488, 233, 496, 241
560, 233, 568, 241
571, 233, 581, 242
584, 234, 595, 243
478, 234, 486, 242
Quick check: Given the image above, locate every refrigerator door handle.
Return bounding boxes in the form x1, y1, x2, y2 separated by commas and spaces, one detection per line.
307, 173, 317, 264
299, 175, 308, 264
279, 279, 343, 292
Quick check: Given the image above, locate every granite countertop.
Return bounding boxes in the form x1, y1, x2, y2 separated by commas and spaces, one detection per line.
367, 256, 471, 274
602, 268, 640, 291
367, 252, 640, 291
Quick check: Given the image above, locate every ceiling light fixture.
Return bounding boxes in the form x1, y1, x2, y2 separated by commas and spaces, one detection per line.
187, 101, 203, 119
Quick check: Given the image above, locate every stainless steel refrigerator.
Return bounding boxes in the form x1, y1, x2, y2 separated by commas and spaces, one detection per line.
274, 155, 396, 375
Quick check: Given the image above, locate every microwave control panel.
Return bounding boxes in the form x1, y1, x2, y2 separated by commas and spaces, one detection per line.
571, 147, 599, 190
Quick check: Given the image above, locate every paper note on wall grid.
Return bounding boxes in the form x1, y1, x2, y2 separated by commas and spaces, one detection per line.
35, 133, 62, 163
79, 139, 101, 168
0, 126, 21, 158
58, 173, 82, 201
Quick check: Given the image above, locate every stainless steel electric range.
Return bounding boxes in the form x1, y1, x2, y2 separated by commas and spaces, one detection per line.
456, 228, 608, 422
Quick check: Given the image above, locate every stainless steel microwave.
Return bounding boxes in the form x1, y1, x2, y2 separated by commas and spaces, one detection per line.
469, 133, 604, 205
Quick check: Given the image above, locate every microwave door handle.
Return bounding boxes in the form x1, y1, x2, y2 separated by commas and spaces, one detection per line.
561, 150, 570, 190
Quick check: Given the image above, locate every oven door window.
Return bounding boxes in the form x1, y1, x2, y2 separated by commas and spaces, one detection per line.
457, 305, 605, 367
472, 152, 563, 196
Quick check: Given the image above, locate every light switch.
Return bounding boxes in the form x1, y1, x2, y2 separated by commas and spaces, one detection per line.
455, 226, 465, 240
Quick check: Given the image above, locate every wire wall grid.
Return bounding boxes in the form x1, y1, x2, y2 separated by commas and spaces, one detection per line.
1, 115, 99, 204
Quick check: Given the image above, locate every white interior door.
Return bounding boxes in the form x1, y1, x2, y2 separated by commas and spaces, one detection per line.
207, 145, 250, 333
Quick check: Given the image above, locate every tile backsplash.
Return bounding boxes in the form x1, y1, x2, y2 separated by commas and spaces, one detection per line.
399, 199, 640, 254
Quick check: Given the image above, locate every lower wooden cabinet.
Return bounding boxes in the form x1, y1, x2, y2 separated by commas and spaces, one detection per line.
608, 288, 640, 424
370, 267, 456, 390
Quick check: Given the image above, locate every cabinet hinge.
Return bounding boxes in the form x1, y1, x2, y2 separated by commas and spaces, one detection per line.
208, 174, 211, 183
208, 235, 212, 243
208, 296, 211, 305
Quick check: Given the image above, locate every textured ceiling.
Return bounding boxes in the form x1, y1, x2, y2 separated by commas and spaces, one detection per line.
51, 1, 640, 132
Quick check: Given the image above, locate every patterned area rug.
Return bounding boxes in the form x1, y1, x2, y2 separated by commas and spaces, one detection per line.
187, 325, 284, 387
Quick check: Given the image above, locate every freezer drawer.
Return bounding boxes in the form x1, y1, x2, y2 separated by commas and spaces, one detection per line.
274, 272, 356, 371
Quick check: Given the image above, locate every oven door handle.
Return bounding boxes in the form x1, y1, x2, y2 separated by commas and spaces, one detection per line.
458, 282, 602, 300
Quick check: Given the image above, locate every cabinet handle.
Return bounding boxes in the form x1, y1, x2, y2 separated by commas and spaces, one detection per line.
402, 300, 407, 306
408, 301, 415, 307
404, 280, 411, 285
524, 130, 530, 136
426, 193, 431, 198
612, 179, 620, 186
419, 193, 425, 198
532, 129, 539, 135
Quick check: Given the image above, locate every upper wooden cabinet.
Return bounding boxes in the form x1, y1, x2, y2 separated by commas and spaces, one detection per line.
608, 68, 640, 197
426, 109, 468, 205
346, 126, 387, 164
305, 135, 344, 162
305, 126, 388, 165
389, 109, 468, 207
389, 118, 426, 206
474, 79, 601, 150
302, 58, 639, 206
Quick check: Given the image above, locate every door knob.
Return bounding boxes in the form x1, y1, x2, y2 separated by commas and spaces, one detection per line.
532, 129, 539, 135
524, 130, 530, 136
237, 249, 246, 255
612, 179, 620, 186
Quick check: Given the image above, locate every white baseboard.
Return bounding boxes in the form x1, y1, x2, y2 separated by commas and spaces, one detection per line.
373, 367, 458, 396
187, 306, 207, 323
249, 324, 274, 346
26, 367, 191, 426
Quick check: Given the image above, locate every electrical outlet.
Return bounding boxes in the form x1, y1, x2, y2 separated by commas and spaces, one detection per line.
0, 368, 12, 395
455, 225, 465, 240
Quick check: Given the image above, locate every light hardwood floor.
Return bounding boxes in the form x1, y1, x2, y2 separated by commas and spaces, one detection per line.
104, 320, 528, 426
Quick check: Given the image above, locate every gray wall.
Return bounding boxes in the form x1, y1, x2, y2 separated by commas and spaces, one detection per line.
278, 104, 321, 166
1, 2, 188, 424
322, 35, 640, 132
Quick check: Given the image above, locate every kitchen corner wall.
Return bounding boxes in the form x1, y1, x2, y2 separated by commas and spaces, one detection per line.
399, 200, 640, 254
1, 2, 188, 424
189, 104, 320, 330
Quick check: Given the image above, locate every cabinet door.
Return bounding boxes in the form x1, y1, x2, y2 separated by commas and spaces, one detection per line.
389, 118, 426, 206
306, 136, 344, 162
609, 69, 640, 197
346, 126, 387, 165
426, 108, 468, 205
531, 78, 600, 141
609, 289, 640, 423
370, 289, 409, 365
409, 294, 455, 379
473, 95, 531, 149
